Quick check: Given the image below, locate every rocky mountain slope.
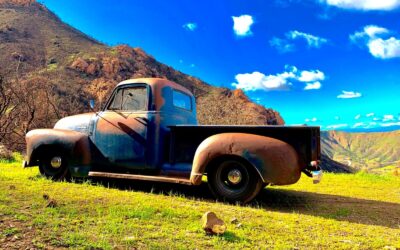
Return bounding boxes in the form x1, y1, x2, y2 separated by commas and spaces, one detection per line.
321, 130, 400, 173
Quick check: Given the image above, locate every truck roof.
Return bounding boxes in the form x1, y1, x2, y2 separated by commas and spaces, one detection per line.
117, 78, 193, 97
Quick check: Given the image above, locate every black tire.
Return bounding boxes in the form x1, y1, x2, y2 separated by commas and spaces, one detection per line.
38, 149, 70, 181
207, 158, 264, 203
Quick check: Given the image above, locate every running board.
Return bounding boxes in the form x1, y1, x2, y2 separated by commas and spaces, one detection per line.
88, 171, 193, 185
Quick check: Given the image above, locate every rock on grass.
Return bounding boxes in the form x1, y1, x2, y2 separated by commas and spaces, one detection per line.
201, 211, 226, 235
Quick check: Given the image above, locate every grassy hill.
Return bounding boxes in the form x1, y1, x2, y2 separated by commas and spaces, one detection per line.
321, 130, 400, 174
0, 0, 283, 150
1, 157, 399, 249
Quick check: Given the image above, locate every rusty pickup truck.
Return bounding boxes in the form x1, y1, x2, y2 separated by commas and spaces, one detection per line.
24, 78, 321, 203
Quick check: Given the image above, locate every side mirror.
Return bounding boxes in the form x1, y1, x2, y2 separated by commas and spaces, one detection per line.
89, 99, 95, 110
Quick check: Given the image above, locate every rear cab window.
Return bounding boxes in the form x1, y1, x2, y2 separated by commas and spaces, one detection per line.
173, 90, 192, 111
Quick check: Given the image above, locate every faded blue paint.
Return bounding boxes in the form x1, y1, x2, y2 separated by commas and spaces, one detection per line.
242, 149, 265, 178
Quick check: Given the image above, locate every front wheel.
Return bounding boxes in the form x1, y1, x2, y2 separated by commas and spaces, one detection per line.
207, 158, 264, 203
39, 150, 70, 181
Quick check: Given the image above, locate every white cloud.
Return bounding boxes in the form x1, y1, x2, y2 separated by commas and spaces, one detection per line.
367, 122, 377, 127
232, 15, 254, 37
364, 26, 389, 37
189, 64, 196, 68
337, 90, 362, 99
321, 0, 400, 11
288, 30, 328, 48
354, 114, 361, 119
232, 66, 326, 91
298, 70, 325, 82
327, 124, 348, 129
366, 112, 375, 117
353, 122, 366, 128
347, 121, 379, 129
270, 31, 328, 52
334, 116, 340, 120
182, 22, 197, 31
350, 25, 400, 59
368, 37, 400, 59
350, 26, 389, 42
232, 71, 293, 91
305, 117, 318, 122
383, 114, 395, 121
269, 37, 295, 53
304, 81, 322, 90
373, 117, 381, 121
380, 122, 400, 127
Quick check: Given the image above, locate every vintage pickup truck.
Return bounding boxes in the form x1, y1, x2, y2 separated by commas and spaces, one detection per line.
24, 78, 321, 203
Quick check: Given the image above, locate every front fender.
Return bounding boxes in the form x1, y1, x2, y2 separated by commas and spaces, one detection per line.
25, 129, 91, 169
190, 133, 301, 186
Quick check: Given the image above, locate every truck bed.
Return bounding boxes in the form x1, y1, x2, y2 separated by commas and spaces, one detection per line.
168, 125, 320, 169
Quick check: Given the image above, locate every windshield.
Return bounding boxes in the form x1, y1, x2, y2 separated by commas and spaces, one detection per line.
107, 86, 148, 111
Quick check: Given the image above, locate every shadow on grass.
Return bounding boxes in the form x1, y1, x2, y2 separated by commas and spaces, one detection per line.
89, 177, 400, 229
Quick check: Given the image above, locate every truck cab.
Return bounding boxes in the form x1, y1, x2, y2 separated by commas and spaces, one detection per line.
24, 78, 321, 203
86, 78, 197, 171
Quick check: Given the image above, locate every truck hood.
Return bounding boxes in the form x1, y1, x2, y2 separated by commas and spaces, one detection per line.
54, 113, 95, 134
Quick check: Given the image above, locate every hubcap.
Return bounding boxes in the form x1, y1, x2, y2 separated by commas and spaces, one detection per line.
50, 157, 62, 168
227, 169, 242, 184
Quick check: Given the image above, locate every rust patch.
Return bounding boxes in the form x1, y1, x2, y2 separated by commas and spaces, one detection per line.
88, 171, 192, 185
191, 133, 301, 185
25, 129, 90, 166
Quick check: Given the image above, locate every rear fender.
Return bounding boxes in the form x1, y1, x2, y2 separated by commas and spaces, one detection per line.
25, 129, 91, 171
190, 133, 301, 185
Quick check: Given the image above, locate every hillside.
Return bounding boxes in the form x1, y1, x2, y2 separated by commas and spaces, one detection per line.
1, 157, 399, 249
0, 0, 283, 150
321, 130, 400, 173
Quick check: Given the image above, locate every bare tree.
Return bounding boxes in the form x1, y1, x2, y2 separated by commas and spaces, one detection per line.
0, 75, 19, 145
0, 71, 61, 151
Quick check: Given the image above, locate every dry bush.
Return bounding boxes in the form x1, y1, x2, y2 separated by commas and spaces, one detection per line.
0, 73, 61, 151
197, 89, 284, 125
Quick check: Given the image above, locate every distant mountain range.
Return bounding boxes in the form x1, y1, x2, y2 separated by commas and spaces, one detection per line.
328, 125, 400, 133
321, 130, 400, 174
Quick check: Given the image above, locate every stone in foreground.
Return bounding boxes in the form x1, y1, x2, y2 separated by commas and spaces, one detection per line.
201, 211, 226, 235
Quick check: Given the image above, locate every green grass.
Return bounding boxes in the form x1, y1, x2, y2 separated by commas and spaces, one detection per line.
1, 158, 399, 249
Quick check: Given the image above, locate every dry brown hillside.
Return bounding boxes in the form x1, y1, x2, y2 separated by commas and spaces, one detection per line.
0, 0, 284, 149
321, 130, 400, 173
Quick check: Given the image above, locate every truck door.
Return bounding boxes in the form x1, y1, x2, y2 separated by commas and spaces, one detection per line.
92, 84, 151, 169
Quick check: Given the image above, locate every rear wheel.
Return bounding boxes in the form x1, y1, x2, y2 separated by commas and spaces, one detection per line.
207, 158, 263, 203
39, 150, 70, 181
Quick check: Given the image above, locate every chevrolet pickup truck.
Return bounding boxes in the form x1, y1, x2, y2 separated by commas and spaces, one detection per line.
24, 78, 321, 203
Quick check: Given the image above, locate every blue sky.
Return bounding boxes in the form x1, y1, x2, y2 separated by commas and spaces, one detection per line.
41, 0, 400, 131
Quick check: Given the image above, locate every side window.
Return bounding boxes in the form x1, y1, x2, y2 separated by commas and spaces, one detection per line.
108, 86, 148, 111
173, 90, 192, 111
